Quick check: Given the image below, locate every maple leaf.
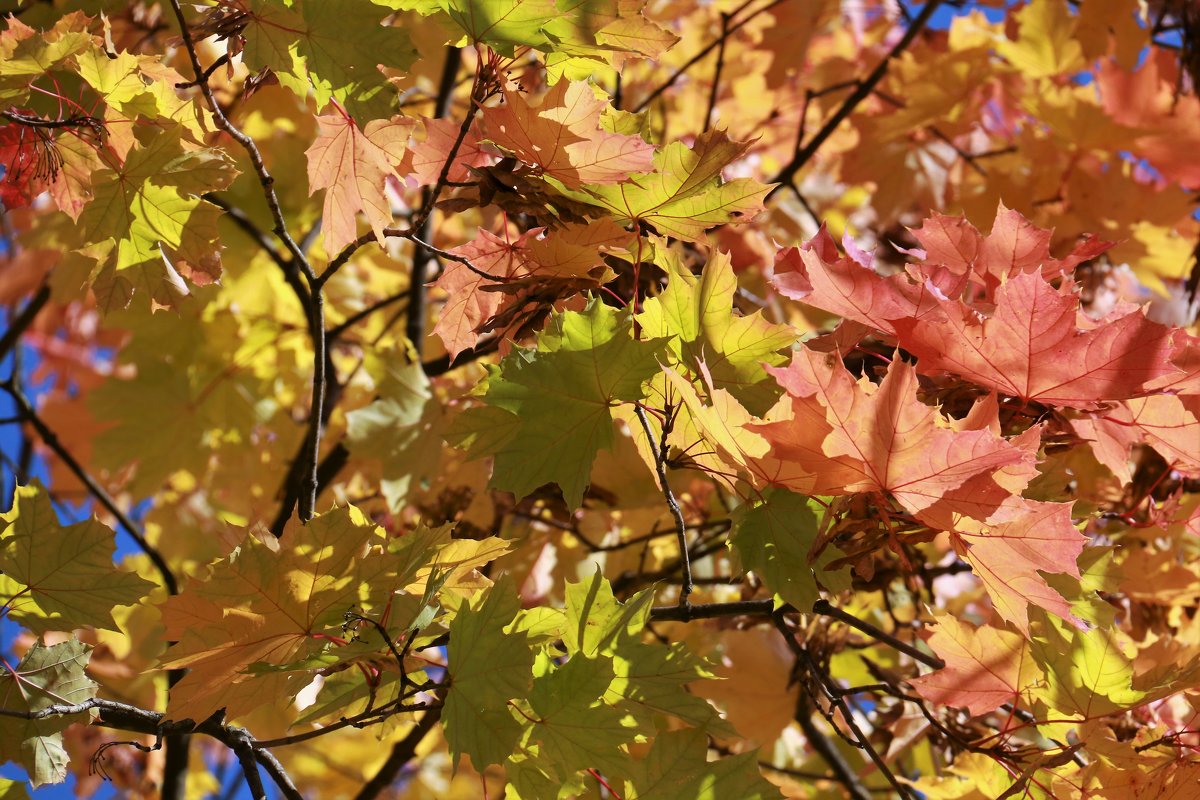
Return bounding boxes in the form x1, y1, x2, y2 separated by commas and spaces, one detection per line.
906, 203, 1113, 299
306, 111, 411, 256
621, 718, 781, 798
751, 350, 1027, 516
544, 0, 678, 60
392, 0, 559, 55
910, 613, 1041, 716
397, 116, 492, 187
521, 655, 638, 779
241, 0, 417, 119
0, 483, 155, 635
731, 489, 851, 611
158, 506, 446, 722
1030, 614, 1149, 719
558, 129, 770, 242
0, 640, 97, 788
1080, 395, 1200, 482
431, 226, 540, 358
948, 502, 1086, 634
894, 271, 1179, 408
447, 299, 666, 507
996, 0, 1085, 78
78, 124, 238, 305
639, 249, 793, 414
770, 226, 941, 337
562, 570, 654, 657
482, 80, 654, 188
443, 576, 534, 769
344, 357, 443, 511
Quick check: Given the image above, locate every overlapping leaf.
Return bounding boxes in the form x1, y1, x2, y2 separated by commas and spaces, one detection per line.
0, 483, 154, 635
448, 299, 666, 507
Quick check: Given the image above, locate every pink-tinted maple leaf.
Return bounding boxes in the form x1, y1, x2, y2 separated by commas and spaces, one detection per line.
397, 116, 492, 187
770, 226, 944, 337
906, 203, 1112, 298
910, 614, 1038, 716
752, 350, 1027, 515
306, 112, 412, 255
894, 271, 1178, 408
481, 80, 654, 188
950, 501, 1085, 634
1081, 395, 1200, 481
431, 227, 539, 358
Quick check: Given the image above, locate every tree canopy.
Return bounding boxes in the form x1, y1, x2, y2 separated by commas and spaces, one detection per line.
1, 0, 1200, 798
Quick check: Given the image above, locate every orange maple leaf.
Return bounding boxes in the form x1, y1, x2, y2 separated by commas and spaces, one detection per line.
306, 111, 412, 255
910, 614, 1039, 716
894, 271, 1178, 408
481, 80, 654, 188
751, 350, 1027, 516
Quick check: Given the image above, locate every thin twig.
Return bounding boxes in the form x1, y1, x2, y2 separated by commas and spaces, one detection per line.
703, 12, 730, 132
635, 404, 692, 608
769, 0, 944, 194
632, 0, 783, 113
0, 380, 178, 595
352, 707, 443, 800
0, 283, 50, 365
813, 599, 943, 670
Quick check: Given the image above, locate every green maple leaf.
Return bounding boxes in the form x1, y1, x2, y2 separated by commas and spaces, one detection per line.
522, 654, 637, 778
158, 506, 447, 723
0, 640, 98, 788
563, 569, 654, 656
622, 727, 782, 799
345, 357, 443, 512
448, 299, 666, 508
444, 576, 534, 769
605, 640, 730, 734
242, 0, 417, 119
730, 489, 851, 612
638, 248, 793, 414
558, 130, 771, 243
1029, 613, 1147, 719
78, 125, 237, 305
0, 483, 155, 634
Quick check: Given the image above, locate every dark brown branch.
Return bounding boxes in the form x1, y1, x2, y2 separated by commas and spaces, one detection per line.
175, 53, 230, 88
649, 598, 772, 622
703, 12, 730, 132
203, 194, 312, 315
164, 0, 326, 527
0, 283, 49, 365
769, 0, 944, 194
352, 707, 443, 800
632, 0, 783, 113
635, 404, 693, 608
795, 698, 874, 800
813, 599, 943, 670
0, 380, 178, 596
0, 699, 303, 800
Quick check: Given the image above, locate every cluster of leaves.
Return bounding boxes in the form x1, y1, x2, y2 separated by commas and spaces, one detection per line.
0, 0, 1199, 798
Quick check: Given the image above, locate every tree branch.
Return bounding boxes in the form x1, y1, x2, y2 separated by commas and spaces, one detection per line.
164, 0, 327, 527
635, 404, 693, 608
0, 380, 178, 596
0, 283, 49, 366
352, 707, 443, 800
632, 0, 783, 113
813, 598, 943, 670
769, 0, 944, 194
